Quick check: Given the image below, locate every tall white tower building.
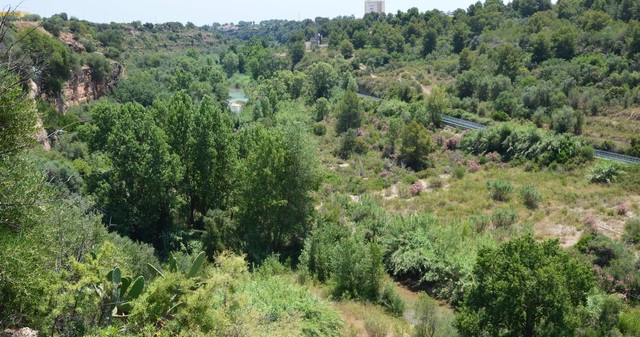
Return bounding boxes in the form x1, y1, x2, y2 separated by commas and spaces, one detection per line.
364, 1, 385, 14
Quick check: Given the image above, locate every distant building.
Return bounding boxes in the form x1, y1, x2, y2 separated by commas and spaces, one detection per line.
0, 11, 30, 18
364, 1, 385, 14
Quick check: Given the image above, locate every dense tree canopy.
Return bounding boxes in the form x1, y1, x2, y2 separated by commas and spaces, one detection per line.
456, 236, 594, 337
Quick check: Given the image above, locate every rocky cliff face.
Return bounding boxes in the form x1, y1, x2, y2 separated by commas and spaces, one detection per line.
28, 80, 50, 150
55, 61, 126, 112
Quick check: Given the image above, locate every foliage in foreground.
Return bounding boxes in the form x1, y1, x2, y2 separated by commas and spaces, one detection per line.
455, 236, 595, 337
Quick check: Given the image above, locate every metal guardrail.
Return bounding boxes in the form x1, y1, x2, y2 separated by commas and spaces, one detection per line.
594, 150, 640, 164
441, 115, 640, 165
441, 115, 487, 131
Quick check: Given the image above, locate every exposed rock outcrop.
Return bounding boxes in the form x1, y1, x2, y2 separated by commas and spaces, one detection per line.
55, 60, 126, 112
60, 32, 86, 53
2, 328, 38, 337
27, 80, 50, 150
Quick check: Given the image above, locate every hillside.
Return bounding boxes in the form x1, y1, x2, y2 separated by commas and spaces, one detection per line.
1, 2, 640, 336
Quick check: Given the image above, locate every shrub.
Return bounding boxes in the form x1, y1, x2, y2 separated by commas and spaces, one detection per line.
400, 121, 433, 171
429, 177, 443, 189
453, 166, 465, 179
364, 313, 388, 337
331, 238, 384, 301
624, 218, 640, 244
413, 293, 439, 337
487, 180, 514, 201
468, 158, 481, 172
616, 204, 628, 215
335, 129, 368, 159
491, 208, 518, 228
575, 234, 622, 268
492, 110, 510, 121
411, 182, 425, 196
313, 122, 327, 136
469, 215, 490, 233
587, 161, 624, 184
519, 185, 542, 209
445, 136, 460, 150
378, 282, 405, 317
619, 307, 640, 336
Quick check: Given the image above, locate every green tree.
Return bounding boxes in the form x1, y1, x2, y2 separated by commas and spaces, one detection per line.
352, 30, 369, 49
400, 121, 433, 170
629, 137, 640, 157
189, 95, 236, 215
88, 102, 182, 251
530, 32, 552, 64
553, 25, 578, 60
314, 97, 331, 122
288, 41, 305, 69
0, 69, 37, 159
112, 73, 160, 107
384, 27, 405, 53
339, 39, 355, 59
85, 52, 112, 84
17, 29, 70, 96
455, 236, 594, 337
494, 44, 522, 81
551, 106, 582, 134
335, 91, 363, 134
458, 48, 472, 71
451, 22, 470, 54
221, 51, 239, 77
425, 85, 448, 128
512, 0, 552, 17
237, 123, 321, 262
627, 20, 640, 57
421, 28, 438, 57
306, 62, 338, 100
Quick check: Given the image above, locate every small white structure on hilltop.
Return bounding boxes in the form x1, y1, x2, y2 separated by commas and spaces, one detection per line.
364, 1, 385, 14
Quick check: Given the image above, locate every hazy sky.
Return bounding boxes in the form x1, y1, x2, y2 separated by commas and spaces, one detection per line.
10, 0, 491, 25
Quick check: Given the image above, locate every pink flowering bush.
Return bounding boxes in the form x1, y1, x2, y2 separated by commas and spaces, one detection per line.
468, 158, 481, 173
616, 204, 629, 216
410, 182, 424, 196
445, 136, 460, 150
485, 152, 500, 162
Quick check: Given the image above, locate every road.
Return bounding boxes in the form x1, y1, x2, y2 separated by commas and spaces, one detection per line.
440, 115, 640, 165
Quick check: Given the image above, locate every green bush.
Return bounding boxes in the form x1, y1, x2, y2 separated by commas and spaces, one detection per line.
469, 215, 490, 233
587, 161, 624, 184
413, 293, 438, 337
383, 214, 496, 304
519, 185, 542, 209
331, 237, 383, 301
623, 218, 640, 244
492, 110, 510, 121
335, 129, 368, 159
299, 221, 348, 283
575, 234, 624, 268
491, 208, 518, 228
429, 177, 444, 189
313, 122, 327, 136
619, 307, 640, 336
452, 166, 465, 179
378, 282, 405, 317
364, 313, 388, 337
487, 180, 514, 201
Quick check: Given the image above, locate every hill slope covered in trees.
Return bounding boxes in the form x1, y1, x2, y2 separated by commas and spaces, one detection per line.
2, 1, 640, 336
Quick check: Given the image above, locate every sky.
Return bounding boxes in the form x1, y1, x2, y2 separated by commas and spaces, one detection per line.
9, 0, 490, 26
